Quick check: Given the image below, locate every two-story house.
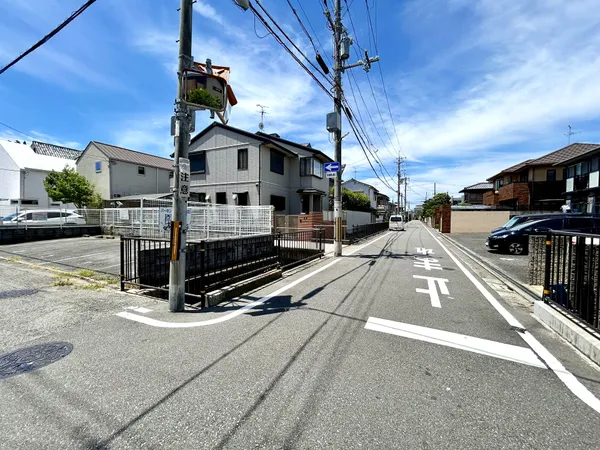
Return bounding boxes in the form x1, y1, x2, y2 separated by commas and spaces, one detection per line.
484, 143, 599, 210
459, 182, 492, 205
77, 141, 174, 199
556, 144, 600, 213
342, 178, 378, 209
0, 139, 79, 209
187, 122, 333, 214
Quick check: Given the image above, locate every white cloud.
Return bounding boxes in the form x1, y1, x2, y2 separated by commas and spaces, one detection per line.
193, 1, 225, 26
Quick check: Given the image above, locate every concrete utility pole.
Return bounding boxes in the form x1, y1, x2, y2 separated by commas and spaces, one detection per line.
168, 0, 193, 312
332, 0, 343, 257
404, 173, 408, 219
396, 157, 401, 215
434, 183, 436, 196
331, 0, 379, 256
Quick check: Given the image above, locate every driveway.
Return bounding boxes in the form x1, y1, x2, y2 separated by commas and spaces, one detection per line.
446, 233, 530, 285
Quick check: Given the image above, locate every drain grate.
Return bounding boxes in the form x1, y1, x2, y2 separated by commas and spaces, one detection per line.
0, 289, 38, 299
0, 342, 73, 379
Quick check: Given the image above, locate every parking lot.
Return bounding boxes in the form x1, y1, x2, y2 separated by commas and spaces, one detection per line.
446, 232, 530, 285
0, 236, 122, 275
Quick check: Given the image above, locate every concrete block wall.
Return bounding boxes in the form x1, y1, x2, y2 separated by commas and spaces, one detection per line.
528, 236, 546, 285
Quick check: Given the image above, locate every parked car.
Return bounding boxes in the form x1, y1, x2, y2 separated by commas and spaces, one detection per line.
1, 210, 86, 225
490, 213, 590, 234
389, 215, 405, 231
486, 216, 600, 255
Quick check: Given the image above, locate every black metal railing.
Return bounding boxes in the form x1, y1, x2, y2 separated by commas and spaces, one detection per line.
543, 231, 600, 332
347, 222, 389, 243
121, 229, 324, 307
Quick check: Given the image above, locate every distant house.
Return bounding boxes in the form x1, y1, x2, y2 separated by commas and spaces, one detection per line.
484, 143, 600, 210
459, 182, 492, 205
555, 144, 600, 213
342, 178, 378, 209
77, 142, 173, 199
0, 140, 79, 209
187, 122, 333, 214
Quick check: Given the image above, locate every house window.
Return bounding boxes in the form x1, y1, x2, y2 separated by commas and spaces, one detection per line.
547, 169, 556, 182
494, 179, 504, 190
581, 161, 590, 175
197, 193, 206, 202
592, 157, 599, 172
238, 148, 248, 170
270, 195, 286, 211
270, 150, 284, 175
169, 171, 174, 178
236, 192, 249, 206
216, 192, 227, 204
95, 161, 102, 173
520, 173, 528, 182
300, 157, 324, 178
567, 166, 575, 178
190, 152, 206, 173
18, 199, 39, 205
138, 166, 145, 176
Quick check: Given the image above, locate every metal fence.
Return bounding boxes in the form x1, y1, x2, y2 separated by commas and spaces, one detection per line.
543, 231, 600, 331
121, 229, 324, 307
103, 200, 272, 240
347, 222, 389, 243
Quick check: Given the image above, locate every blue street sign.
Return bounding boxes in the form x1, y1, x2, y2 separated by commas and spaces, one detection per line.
324, 162, 341, 173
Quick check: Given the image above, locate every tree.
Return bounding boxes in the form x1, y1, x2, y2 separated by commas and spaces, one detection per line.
43, 168, 98, 208
329, 187, 372, 212
421, 193, 451, 218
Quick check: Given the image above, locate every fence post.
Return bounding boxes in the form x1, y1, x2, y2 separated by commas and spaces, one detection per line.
319, 227, 323, 257
277, 232, 282, 266
543, 233, 552, 302
200, 240, 206, 309
120, 237, 125, 291
140, 198, 144, 236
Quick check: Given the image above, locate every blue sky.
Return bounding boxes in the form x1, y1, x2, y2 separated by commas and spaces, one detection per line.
1, 0, 600, 207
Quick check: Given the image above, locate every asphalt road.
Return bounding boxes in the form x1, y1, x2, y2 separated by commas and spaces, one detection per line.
2, 222, 600, 449
447, 232, 530, 284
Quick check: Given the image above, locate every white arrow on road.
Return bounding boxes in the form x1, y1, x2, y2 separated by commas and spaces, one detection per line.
365, 317, 547, 369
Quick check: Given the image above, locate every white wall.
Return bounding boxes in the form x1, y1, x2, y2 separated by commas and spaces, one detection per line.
0, 144, 21, 202
77, 144, 111, 199
111, 162, 171, 198
346, 210, 373, 231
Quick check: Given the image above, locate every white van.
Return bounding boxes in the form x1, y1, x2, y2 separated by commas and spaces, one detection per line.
389, 215, 405, 231
1, 210, 86, 225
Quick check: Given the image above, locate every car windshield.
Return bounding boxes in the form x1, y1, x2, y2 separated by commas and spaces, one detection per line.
2, 213, 18, 221
511, 219, 545, 231
390, 216, 403, 222
501, 216, 521, 228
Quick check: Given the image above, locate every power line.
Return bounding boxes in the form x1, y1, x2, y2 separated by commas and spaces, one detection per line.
0, 121, 36, 140
254, 0, 333, 80
248, 3, 334, 100
364, 0, 378, 53
295, 0, 332, 66
0, 0, 98, 76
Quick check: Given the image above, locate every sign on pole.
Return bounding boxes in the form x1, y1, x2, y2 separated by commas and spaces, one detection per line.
324, 162, 341, 174
160, 207, 192, 232
179, 157, 190, 200
326, 172, 336, 178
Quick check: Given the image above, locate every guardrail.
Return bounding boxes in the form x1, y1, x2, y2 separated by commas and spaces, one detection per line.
121, 229, 324, 307
347, 222, 389, 243
543, 231, 600, 332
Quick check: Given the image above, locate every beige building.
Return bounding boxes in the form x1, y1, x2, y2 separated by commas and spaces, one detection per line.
77, 142, 173, 199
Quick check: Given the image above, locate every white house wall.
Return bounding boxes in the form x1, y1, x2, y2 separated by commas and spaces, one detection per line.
0, 144, 21, 202
77, 144, 112, 199
110, 162, 171, 198
342, 180, 377, 209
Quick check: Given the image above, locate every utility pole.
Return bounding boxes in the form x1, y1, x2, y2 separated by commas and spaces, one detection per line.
404, 172, 408, 219
330, 0, 379, 256
168, 0, 193, 312
396, 157, 402, 215
434, 183, 436, 196
332, 0, 343, 257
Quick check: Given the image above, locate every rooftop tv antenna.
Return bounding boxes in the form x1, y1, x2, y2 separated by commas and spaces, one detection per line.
257, 104, 269, 131
565, 125, 580, 145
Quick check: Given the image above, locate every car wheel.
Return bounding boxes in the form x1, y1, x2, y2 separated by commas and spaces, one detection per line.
508, 242, 524, 255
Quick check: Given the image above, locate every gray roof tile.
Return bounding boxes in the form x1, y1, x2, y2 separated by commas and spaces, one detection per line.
91, 141, 173, 170
31, 141, 81, 160
459, 182, 493, 193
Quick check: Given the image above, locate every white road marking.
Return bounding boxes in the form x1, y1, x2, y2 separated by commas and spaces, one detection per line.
116, 232, 394, 328
414, 275, 450, 308
416, 247, 434, 255
126, 306, 152, 314
39, 251, 108, 264
422, 224, 600, 414
499, 258, 515, 261
365, 317, 547, 369
414, 257, 442, 271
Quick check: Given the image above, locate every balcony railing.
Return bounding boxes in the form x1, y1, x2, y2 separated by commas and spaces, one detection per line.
574, 175, 589, 191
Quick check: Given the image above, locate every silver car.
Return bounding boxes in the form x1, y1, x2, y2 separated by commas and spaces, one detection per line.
1, 210, 86, 225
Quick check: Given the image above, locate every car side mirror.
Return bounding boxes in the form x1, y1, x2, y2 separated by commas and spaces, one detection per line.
534, 227, 548, 233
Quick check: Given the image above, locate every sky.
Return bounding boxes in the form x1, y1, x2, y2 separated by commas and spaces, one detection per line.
1, 0, 600, 207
